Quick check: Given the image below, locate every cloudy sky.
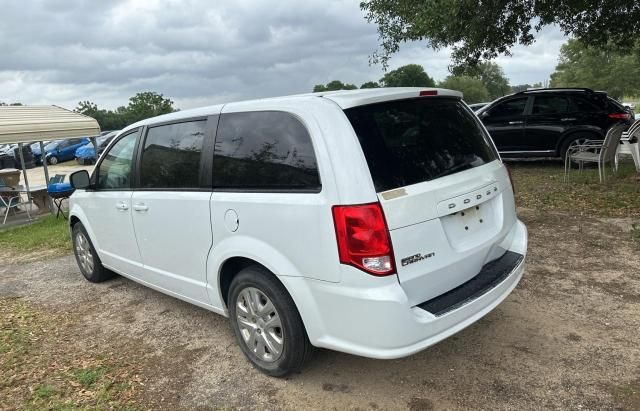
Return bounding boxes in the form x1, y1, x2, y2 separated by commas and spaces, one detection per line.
0, 0, 568, 110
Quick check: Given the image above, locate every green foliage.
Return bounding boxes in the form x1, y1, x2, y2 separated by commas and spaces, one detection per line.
465, 62, 510, 99
75, 91, 176, 130
380, 64, 435, 87
360, 81, 380, 89
438, 75, 489, 103
510, 84, 533, 93
550, 39, 640, 99
360, 0, 640, 71
313, 80, 358, 92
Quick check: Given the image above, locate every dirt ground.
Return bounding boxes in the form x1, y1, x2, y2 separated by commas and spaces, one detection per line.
1, 207, 639, 410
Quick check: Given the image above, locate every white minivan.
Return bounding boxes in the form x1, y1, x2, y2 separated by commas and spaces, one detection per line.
69, 88, 527, 376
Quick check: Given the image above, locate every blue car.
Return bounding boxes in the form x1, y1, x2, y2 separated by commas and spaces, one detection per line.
75, 131, 119, 165
44, 137, 89, 165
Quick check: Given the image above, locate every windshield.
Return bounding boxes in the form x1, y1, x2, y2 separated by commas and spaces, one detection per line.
345, 97, 498, 192
44, 141, 60, 150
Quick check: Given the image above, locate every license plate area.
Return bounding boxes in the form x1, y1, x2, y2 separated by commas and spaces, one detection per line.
440, 197, 501, 251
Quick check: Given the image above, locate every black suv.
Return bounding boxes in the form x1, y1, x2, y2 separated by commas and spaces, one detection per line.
476, 88, 634, 159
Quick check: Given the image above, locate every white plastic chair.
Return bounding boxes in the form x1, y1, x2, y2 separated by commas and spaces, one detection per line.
564, 123, 626, 183
615, 119, 640, 172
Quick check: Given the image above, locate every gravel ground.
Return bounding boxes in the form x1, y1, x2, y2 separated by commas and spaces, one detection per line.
1, 208, 639, 410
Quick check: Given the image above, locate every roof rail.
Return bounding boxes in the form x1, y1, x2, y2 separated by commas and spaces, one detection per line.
515, 87, 595, 94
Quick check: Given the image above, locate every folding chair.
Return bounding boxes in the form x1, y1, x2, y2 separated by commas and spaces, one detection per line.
0, 180, 31, 224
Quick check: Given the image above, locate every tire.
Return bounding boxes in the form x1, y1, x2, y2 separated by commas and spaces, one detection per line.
228, 266, 313, 377
48, 155, 58, 165
72, 223, 114, 283
559, 133, 599, 162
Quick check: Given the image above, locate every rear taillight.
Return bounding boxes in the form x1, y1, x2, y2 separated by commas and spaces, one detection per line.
609, 112, 631, 120
419, 90, 438, 96
332, 202, 395, 276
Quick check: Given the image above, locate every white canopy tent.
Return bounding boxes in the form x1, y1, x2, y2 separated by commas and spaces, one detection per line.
0, 105, 100, 213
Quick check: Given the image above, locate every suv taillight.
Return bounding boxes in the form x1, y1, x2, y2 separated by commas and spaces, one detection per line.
332, 202, 396, 276
609, 112, 631, 120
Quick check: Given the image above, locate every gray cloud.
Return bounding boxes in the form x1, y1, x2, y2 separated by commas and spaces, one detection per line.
0, 0, 567, 110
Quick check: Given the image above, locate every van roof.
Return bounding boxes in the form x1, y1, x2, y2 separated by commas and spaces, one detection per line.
121, 87, 463, 133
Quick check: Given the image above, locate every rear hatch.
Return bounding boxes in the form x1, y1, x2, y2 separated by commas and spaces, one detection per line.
345, 96, 518, 306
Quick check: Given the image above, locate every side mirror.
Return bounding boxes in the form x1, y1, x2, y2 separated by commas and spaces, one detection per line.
70, 170, 91, 189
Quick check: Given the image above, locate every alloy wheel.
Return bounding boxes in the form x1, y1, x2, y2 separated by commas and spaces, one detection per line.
75, 232, 94, 274
235, 287, 284, 362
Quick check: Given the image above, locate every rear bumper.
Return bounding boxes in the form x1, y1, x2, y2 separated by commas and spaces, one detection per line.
280, 219, 527, 359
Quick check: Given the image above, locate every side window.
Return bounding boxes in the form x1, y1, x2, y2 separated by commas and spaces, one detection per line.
139, 120, 206, 189
488, 98, 527, 118
213, 111, 321, 191
532, 96, 570, 115
570, 95, 604, 112
96, 130, 139, 190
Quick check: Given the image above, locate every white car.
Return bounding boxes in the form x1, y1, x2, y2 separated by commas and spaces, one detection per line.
68, 88, 527, 376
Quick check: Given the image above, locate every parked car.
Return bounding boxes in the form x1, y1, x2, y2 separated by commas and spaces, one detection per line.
468, 102, 490, 112
30, 141, 51, 165
68, 88, 527, 376
475, 88, 634, 159
0, 143, 35, 169
75, 131, 120, 165
44, 137, 89, 165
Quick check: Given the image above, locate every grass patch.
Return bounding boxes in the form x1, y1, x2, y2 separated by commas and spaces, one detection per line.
510, 161, 640, 218
72, 366, 106, 389
0, 214, 71, 254
632, 223, 640, 243
609, 379, 640, 410
0, 298, 142, 410
33, 384, 56, 399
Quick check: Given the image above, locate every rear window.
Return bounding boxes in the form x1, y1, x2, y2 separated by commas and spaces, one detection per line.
345, 98, 498, 192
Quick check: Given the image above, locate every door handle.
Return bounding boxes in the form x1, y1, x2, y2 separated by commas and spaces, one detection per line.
561, 117, 576, 121
133, 203, 149, 212
115, 202, 129, 211
508, 121, 523, 125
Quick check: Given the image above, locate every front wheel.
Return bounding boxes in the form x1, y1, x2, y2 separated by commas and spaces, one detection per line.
48, 155, 59, 165
228, 266, 313, 377
72, 223, 114, 283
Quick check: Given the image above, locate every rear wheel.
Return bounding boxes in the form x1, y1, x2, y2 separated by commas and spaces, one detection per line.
48, 155, 59, 165
228, 266, 313, 377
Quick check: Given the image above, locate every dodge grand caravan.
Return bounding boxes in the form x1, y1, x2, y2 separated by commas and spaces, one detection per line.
68, 88, 527, 376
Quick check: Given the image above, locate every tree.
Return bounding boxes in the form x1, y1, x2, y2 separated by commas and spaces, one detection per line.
550, 39, 640, 99
379, 64, 435, 87
438, 76, 490, 104
360, 0, 640, 71
360, 81, 380, 89
125, 91, 175, 123
75, 91, 177, 130
510, 84, 532, 93
466, 62, 510, 99
313, 80, 358, 92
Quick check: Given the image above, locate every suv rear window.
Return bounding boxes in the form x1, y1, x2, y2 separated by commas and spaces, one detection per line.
345, 98, 498, 192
